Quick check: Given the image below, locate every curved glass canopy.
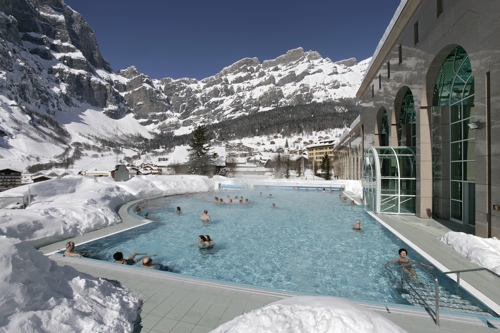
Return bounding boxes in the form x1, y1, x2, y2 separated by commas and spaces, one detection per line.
363, 146, 416, 214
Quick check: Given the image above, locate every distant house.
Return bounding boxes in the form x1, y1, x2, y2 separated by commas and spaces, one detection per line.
32, 175, 52, 183
84, 170, 110, 177
0, 168, 22, 192
111, 165, 129, 181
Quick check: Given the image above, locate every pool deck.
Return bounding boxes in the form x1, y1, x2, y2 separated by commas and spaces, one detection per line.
40, 197, 500, 333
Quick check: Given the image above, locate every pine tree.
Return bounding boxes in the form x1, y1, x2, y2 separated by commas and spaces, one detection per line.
284, 155, 290, 179
296, 159, 302, 178
320, 153, 332, 180
275, 152, 282, 178
187, 125, 211, 175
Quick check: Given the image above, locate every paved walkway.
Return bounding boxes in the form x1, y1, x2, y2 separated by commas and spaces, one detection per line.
41, 196, 500, 333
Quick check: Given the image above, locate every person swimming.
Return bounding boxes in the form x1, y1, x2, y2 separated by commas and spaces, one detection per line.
353, 219, 362, 230
191, 235, 214, 250
140, 256, 169, 271
175, 206, 181, 214
113, 251, 139, 265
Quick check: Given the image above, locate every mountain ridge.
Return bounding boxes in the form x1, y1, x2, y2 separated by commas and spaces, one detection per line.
0, 0, 368, 171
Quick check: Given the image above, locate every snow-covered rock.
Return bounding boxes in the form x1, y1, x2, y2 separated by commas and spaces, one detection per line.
211, 296, 406, 333
0, 236, 140, 333
441, 231, 500, 274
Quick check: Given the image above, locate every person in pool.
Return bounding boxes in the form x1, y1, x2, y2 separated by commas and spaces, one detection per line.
175, 206, 181, 214
113, 251, 139, 265
191, 235, 213, 249
204, 235, 213, 247
214, 196, 219, 204
353, 219, 362, 230
140, 256, 169, 271
200, 209, 211, 222
64, 241, 82, 258
219, 198, 225, 204
386, 248, 435, 278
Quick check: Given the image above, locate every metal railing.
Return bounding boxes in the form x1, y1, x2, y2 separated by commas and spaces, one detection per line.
386, 262, 441, 325
442, 267, 500, 294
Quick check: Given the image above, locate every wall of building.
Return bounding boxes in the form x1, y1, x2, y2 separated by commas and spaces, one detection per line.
340, 0, 500, 237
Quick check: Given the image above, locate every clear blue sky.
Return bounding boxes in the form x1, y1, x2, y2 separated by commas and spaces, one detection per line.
65, 0, 401, 80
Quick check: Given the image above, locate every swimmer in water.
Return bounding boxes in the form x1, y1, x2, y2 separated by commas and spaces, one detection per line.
64, 241, 82, 258
271, 203, 276, 208
140, 256, 169, 271
353, 219, 362, 230
200, 209, 211, 222
175, 206, 181, 214
386, 248, 433, 278
214, 196, 219, 204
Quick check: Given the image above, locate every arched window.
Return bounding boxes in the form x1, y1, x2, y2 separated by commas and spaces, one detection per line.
399, 89, 416, 147
379, 109, 389, 146
432, 46, 475, 224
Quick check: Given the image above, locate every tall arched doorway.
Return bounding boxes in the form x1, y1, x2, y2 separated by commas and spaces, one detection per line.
432, 46, 475, 225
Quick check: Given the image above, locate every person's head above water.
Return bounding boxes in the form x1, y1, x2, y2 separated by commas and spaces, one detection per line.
113, 252, 124, 260
198, 235, 207, 242
204, 209, 208, 214
398, 248, 408, 256
142, 256, 152, 265
66, 241, 75, 250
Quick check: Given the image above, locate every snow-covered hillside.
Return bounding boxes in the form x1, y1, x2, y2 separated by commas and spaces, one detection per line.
0, 0, 367, 173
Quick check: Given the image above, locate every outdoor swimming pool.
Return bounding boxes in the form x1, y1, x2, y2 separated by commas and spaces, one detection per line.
76, 189, 496, 316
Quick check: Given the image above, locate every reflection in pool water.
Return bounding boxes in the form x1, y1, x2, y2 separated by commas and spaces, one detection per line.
76, 189, 495, 316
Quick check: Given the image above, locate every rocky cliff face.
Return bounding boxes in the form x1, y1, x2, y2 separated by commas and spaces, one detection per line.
0, 0, 368, 151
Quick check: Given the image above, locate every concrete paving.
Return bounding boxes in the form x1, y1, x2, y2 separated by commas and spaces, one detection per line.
41, 195, 500, 333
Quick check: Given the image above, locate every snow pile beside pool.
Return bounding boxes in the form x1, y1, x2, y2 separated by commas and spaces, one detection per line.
441, 231, 500, 274
0, 236, 140, 333
0, 175, 213, 248
211, 296, 406, 333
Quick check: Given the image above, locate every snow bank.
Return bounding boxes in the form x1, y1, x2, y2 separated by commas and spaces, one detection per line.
441, 231, 500, 274
211, 296, 406, 333
0, 236, 140, 333
0, 175, 214, 248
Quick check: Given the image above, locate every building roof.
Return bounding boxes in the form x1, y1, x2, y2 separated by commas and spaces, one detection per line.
0, 168, 22, 173
306, 142, 334, 149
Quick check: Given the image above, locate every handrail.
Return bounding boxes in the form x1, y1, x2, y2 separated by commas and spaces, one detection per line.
442, 267, 500, 294
386, 262, 440, 325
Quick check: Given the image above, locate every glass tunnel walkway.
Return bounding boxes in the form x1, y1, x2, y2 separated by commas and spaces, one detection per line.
363, 146, 416, 214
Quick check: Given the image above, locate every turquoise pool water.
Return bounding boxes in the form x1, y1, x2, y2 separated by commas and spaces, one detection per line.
76, 189, 496, 316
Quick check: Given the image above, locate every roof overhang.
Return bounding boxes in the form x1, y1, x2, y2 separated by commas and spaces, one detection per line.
357, 0, 422, 98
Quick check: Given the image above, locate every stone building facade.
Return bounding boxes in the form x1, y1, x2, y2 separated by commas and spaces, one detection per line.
333, 0, 500, 237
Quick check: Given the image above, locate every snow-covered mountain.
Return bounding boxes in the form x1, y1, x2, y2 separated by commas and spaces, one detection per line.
0, 0, 368, 170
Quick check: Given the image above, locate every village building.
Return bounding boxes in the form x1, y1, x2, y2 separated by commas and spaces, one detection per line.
111, 165, 130, 181
0, 168, 22, 192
